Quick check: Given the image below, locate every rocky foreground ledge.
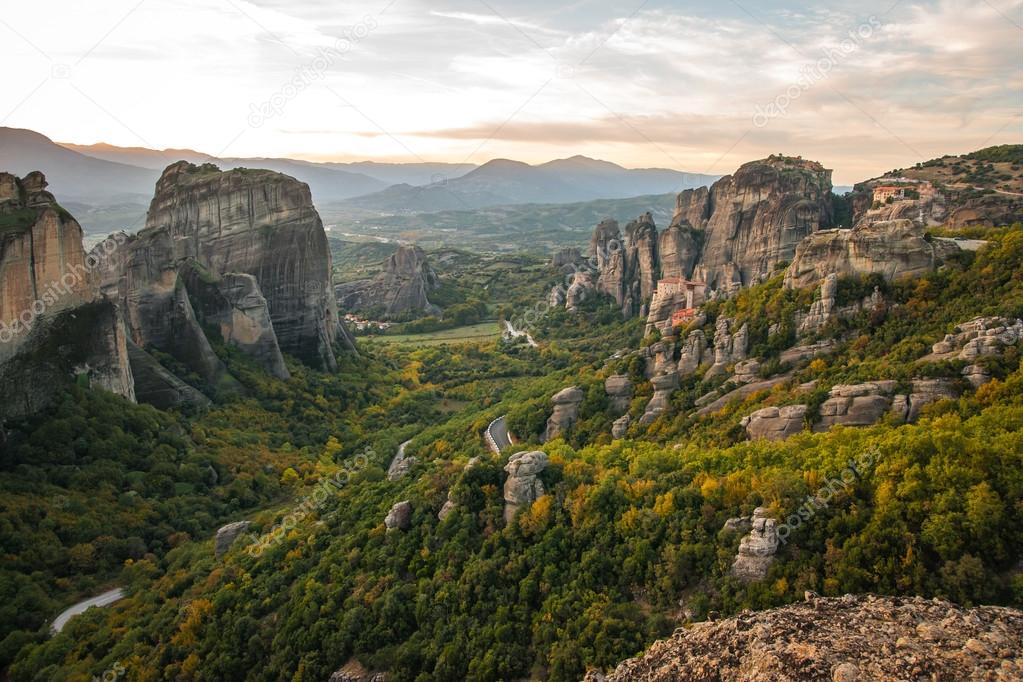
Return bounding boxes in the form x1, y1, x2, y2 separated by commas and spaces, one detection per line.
584, 594, 1023, 681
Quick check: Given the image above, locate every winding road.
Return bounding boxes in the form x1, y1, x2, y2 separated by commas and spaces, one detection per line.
50, 587, 125, 635
486, 416, 513, 454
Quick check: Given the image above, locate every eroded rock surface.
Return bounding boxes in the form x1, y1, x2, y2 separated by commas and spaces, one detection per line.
604, 375, 634, 415
384, 501, 412, 531
742, 405, 808, 441
730, 507, 779, 581
215, 520, 252, 557
640, 372, 679, 425
590, 594, 1023, 682
503, 451, 548, 523
335, 244, 439, 319
545, 386, 584, 441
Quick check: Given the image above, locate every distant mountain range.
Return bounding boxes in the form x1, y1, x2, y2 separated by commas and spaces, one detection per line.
343, 156, 717, 212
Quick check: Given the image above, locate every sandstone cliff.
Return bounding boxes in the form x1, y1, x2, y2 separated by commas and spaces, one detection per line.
587, 594, 1023, 681
1, 172, 135, 418
104, 161, 350, 375
335, 244, 439, 319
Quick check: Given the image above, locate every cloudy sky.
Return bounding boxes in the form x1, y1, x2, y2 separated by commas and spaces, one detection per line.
2, 0, 1021, 183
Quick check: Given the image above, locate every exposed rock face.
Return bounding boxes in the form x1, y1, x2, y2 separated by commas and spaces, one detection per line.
730, 507, 779, 581
328, 660, 387, 682
335, 244, 439, 319
545, 386, 584, 441
589, 214, 660, 317
814, 379, 959, 431
0, 173, 135, 417
590, 594, 1023, 682
503, 450, 548, 523
677, 329, 709, 377
677, 156, 833, 290
214, 520, 251, 557
111, 161, 347, 373
658, 220, 701, 279
785, 219, 959, 289
930, 316, 1023, 361
1, 300, 136, 419
963, 364, 991, 389
181, 265, 289, 379
797, 273, 838, 336
640, 372, 679, 425
611, 414, 631, 439
742, 405, 808, 441
565, 271, 592, 312
733, 359, 761, 384
551, 247, 582, 269
386, 440, 416, 482
438, 456, 480, 521
126, 338, 210, 411
604, 375, 634, 414
705, 317, 748, 380
384, 501, 412, 531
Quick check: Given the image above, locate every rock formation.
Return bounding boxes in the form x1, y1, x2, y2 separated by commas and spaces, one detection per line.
611, 414, 631, 439
328, 660, 387, 682
742, 405, 808, 441
438, 456, 480, 521
730, 507, 779, 581
503, 450, 548, 523
0, 172, 136, 418
657, 220, 701, 280
640, 372, 679, 425
797, 273, 838, 336
677, 329, 709, 377
335, 244, 440, 319
544, 386, 584, 441
106, 161, 348, 375
676, 156, 833, 290
604, 375, 633, 415
705, 317, 748, 380
590, 214, 660, 318
386, 440, 416, 482
815, 379, 959, 431
785, 219, 960, 289
930, 316, 1023, 361
588, 594, 1023, 681
214, 520, 251, 557
384, 501, 412, 531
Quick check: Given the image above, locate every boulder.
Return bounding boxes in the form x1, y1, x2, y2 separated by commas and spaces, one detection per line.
962, 364, 991, 389
742, 405, 807, 441
731, 507, 779, 581
677, 329, 708, 377
733, 359, 761, 384
215, 520, 252, 557
384, 501, 412, 531
544, 386, 584, 441
503, 451, 548, 523
386, 441, 416, 482
604, 375, 634, 414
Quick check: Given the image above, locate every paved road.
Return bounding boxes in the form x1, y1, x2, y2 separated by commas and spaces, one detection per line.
50, 587, 125, 634
486, 416, 512, 453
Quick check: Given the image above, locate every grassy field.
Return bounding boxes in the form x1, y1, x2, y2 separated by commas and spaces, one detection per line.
365, 321, 503, 346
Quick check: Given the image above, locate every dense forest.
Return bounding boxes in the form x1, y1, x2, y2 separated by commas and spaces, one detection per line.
2, 227, 1023, 681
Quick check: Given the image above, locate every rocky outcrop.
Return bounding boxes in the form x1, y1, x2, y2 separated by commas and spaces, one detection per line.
785, 219, 959, 289
677, 156, 833, 290
589, 214, 660, 317
328, 660, 387, 682
107, 161, 347, 373
742, 405, 808, 441
384, 501, 412, 531
214, 520, 251, 557
503, 450, 548, 523
640, 372, 679, 425
730, 507, 779, 581
657, 220, 701, 279
550, 247, 582, 270
705, 317, 748, 380
589, 594, 1023, 682
438, 456, 480, 521
335, 244, 439, 319
126, 338, 210, 411
545, 386, 584, 441
386, 440, 416, 482
930, 316, 1023, 361
962, 364, 992, 389
815, 379, 959, 431
611, 414, 631, 439
181, 265, 289, 379
604, 375, 633, 415
677, 329, 709, 377
565, 271, 592, 312
0, 173, 136, 418
797, 273, 837, 336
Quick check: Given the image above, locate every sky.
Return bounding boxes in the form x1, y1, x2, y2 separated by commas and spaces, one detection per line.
1, 0, 1021, 184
